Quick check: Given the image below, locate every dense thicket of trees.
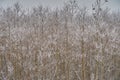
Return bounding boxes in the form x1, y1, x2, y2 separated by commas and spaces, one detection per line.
0, 0, 120, 80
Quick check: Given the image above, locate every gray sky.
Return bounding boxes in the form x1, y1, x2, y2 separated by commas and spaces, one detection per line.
0, 0, 120, 12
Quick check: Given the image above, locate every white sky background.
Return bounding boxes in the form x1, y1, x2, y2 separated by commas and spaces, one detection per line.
0, 0, 120, 12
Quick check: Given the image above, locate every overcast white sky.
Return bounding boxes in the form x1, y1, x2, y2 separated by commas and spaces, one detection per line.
0, 0, 120, 12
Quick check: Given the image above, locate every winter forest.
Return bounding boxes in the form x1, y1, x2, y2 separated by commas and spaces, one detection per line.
0, 0, 120, 80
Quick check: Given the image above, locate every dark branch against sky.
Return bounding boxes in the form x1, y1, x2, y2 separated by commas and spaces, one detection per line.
0, 0, 119, 12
